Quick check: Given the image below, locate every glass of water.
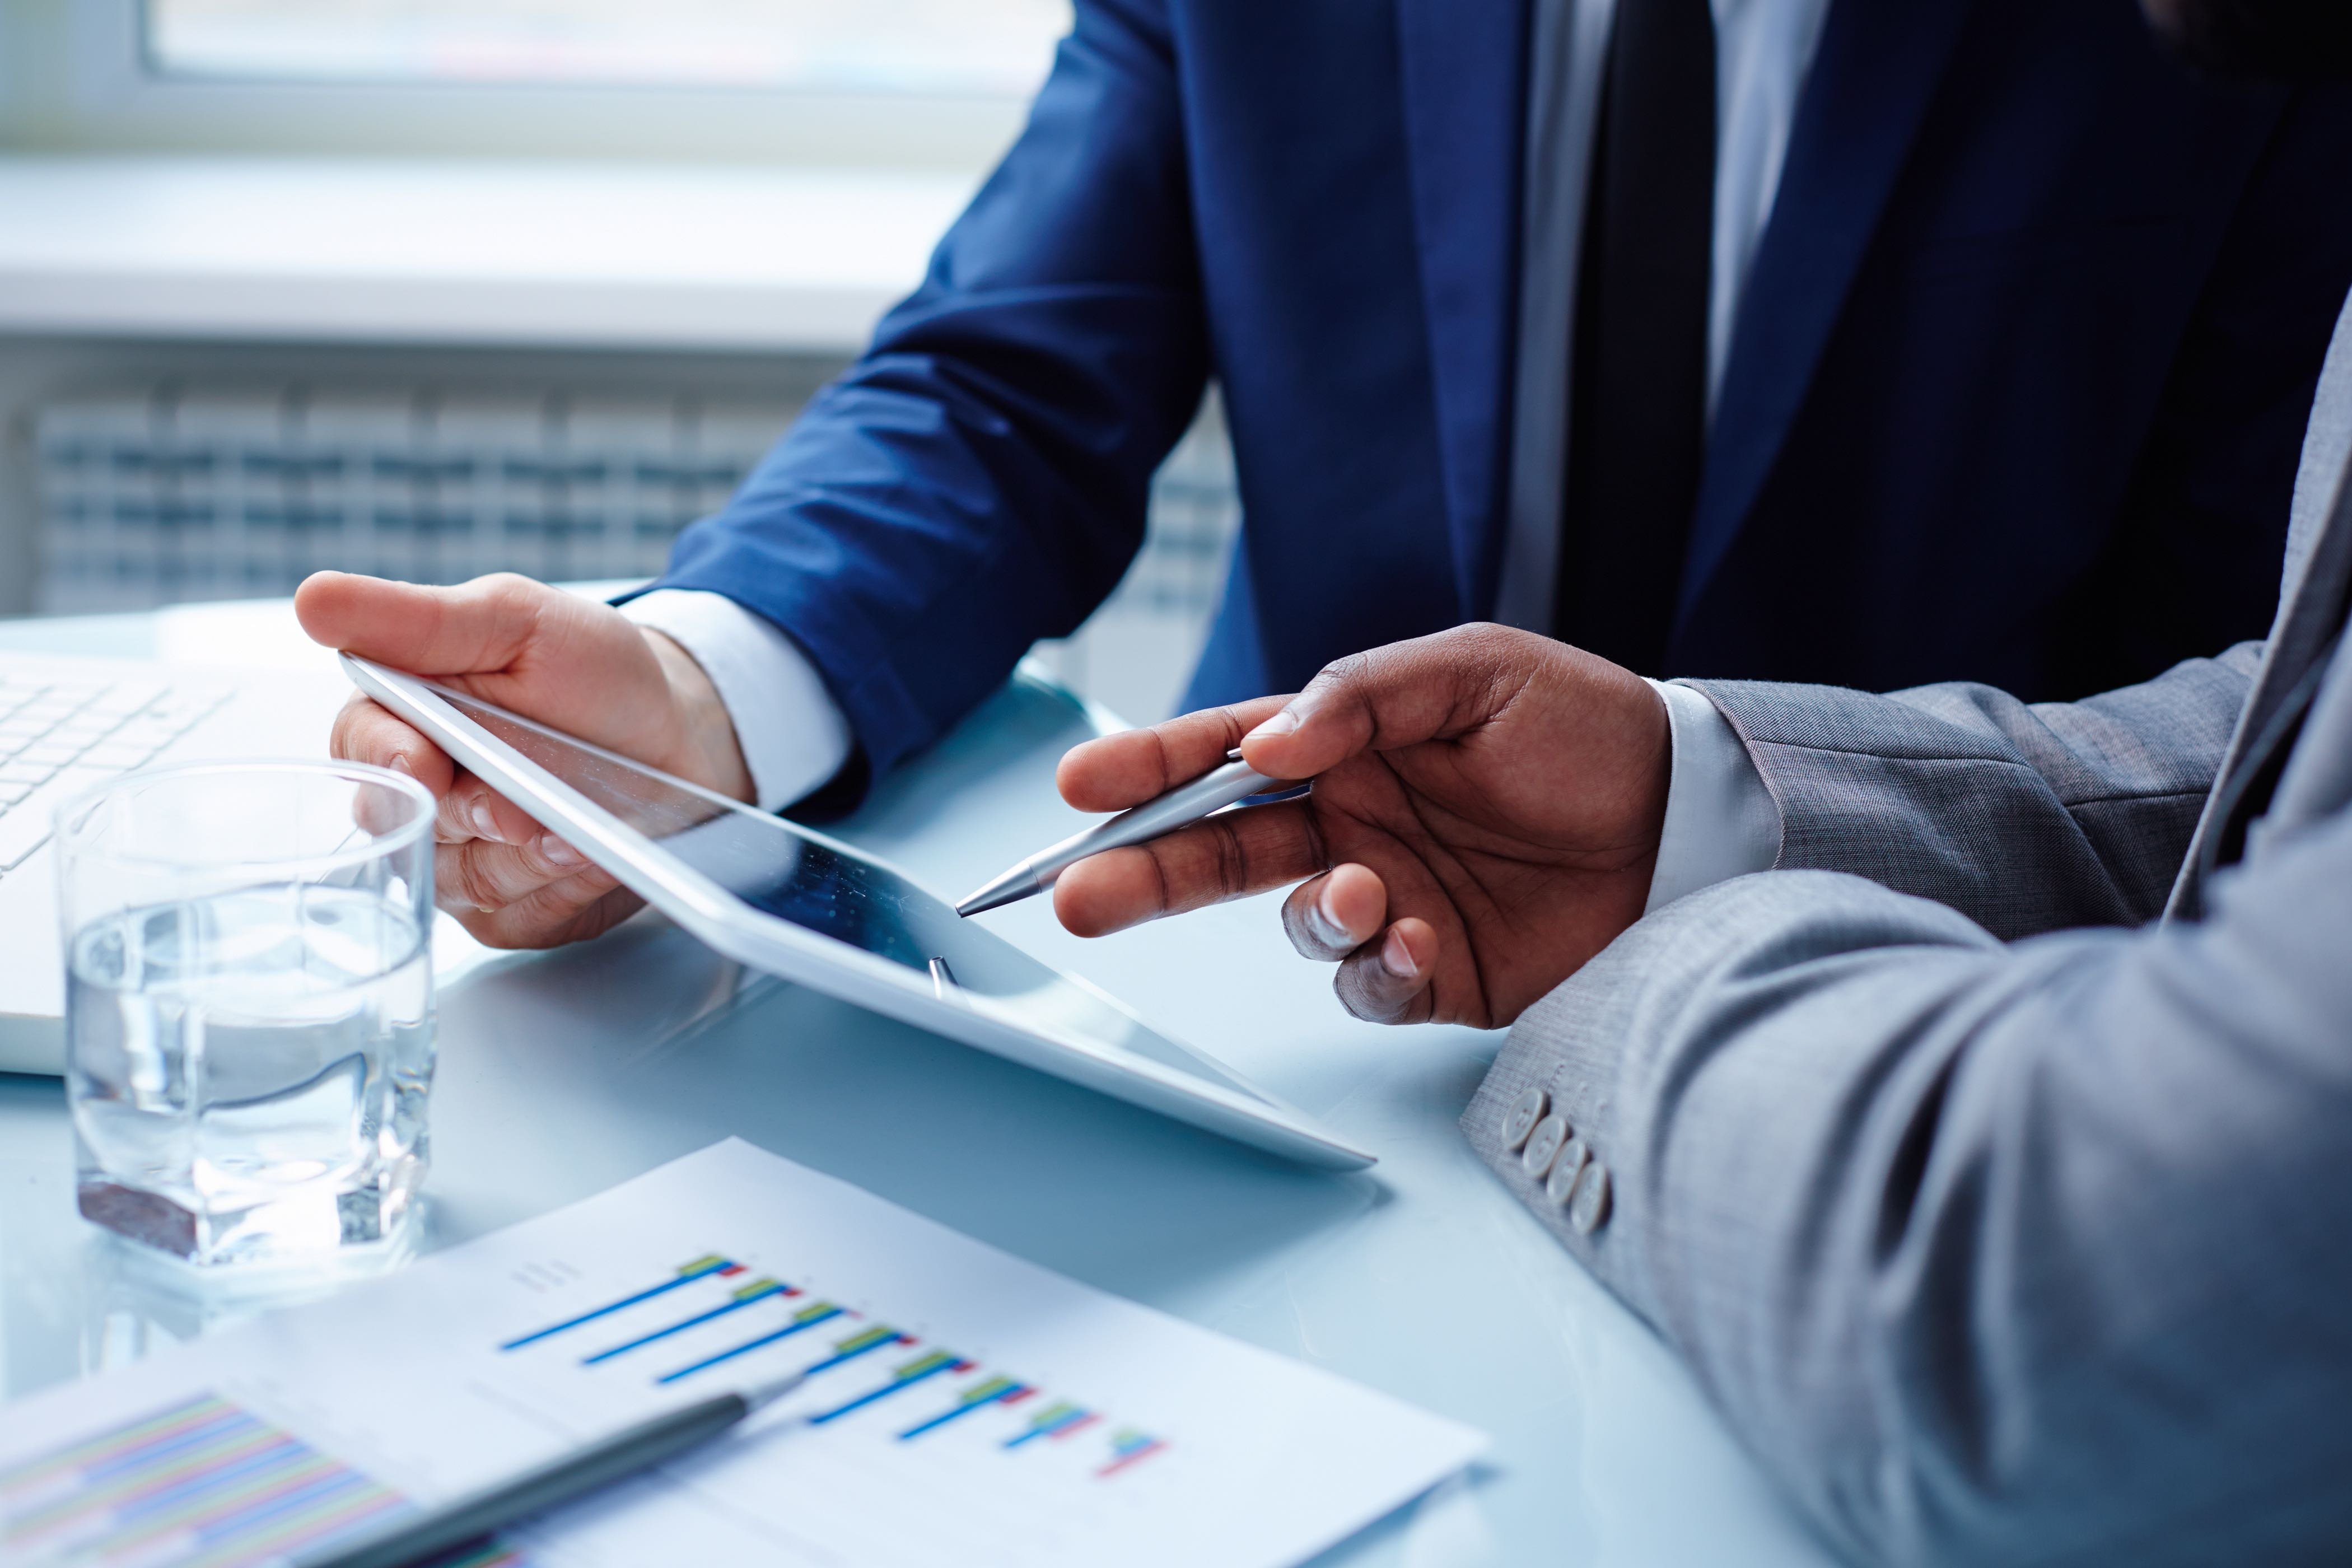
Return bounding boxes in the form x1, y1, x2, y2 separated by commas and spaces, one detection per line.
55, 760, 437, 1267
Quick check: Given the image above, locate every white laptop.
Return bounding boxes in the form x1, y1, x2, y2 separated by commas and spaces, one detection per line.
0, 652, 356, 1075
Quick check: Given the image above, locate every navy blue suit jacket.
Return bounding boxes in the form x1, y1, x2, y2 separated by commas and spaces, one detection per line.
651, 0, 2352, 780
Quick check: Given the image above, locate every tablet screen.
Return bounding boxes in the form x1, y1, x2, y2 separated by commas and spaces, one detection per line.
430, 684, 1271, 1098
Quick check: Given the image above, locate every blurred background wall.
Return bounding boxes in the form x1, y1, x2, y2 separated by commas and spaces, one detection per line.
0, 0, 1241, 724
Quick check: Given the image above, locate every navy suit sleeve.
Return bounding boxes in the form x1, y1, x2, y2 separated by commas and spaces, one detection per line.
645, 0, 1208, 777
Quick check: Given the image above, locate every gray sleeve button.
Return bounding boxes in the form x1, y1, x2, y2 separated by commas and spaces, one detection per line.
1520, 1114, 1569, 1177
1544, 1136, 1589, 1206
1569, 1161, 1612, 1235
1500, 1088, 1548, 1151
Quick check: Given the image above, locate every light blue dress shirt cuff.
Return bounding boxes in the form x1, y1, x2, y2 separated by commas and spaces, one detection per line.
621, 589, 852, 814
1644, 678, 1780, 914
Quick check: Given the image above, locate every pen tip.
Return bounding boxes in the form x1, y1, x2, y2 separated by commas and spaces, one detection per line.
954, 869, 1039, 917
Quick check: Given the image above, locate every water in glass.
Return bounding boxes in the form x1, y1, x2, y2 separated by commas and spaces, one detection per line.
69, 886, 433, 1263
58, 760, 437, 1267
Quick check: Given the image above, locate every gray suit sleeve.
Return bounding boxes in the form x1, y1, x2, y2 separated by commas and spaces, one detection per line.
1462, 811, 2352, 1566
1690, 645, 2260, 937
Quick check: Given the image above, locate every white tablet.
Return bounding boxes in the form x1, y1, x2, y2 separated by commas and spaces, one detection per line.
342, 656, 1374, 1171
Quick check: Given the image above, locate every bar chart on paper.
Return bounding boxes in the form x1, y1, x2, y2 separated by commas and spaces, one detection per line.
0, 1141, 1485, 1568
475, 1240, 1209, 1566
491, 1249, 1170, 1493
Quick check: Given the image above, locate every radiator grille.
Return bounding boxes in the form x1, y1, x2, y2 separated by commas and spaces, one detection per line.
34, 381, 1243, 721
34, 388, 797, 612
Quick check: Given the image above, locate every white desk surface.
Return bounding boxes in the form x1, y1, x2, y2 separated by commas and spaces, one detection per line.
0, 156, 974, 353
0, 599, 1835, 1567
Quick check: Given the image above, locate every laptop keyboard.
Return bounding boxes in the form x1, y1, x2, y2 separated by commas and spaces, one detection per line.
0, 669, 231, 873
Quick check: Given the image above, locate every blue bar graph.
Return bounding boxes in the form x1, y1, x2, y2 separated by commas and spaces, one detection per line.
582, 1278, 790, 1365
655, 1302, 844, 1385
807, 1351, 968, 1424
491, 1245, 1169, 1490
898, 1376, 1030, 1440
500, 1255, 738, 1351
799, 1325, 907, 1377
1005, 1402, 1098, 1449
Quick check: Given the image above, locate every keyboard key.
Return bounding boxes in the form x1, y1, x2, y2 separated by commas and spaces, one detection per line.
0, 783, 29, 807
19, 743, 83, 768
0, 761, 55, 787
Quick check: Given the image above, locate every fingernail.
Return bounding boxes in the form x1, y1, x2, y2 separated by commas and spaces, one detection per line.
468, 801, 504, 842
1380, 927, 1418, 979
539, 834, 585, 869
1305, 885, 1351, 951
1247, 708, 1299, 741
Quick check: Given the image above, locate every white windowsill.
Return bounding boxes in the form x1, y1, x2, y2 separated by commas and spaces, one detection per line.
0, 155, 977, 353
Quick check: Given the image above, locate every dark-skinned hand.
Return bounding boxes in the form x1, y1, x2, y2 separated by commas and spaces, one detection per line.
1049, 624, 1672, 1027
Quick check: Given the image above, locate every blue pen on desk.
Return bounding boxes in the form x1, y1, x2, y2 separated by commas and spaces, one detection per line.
955, 749, 1298, 916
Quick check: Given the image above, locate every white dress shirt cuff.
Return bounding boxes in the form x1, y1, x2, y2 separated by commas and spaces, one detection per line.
622, 589, 853, 814
1644, 678, 1780, 914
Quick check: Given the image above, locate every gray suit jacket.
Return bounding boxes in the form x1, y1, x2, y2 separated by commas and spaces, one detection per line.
1464, 290, 2352, 1566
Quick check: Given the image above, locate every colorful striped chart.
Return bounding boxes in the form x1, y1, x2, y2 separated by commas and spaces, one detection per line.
0, 1393, 421, 1568
500, 1253, 1168, 1481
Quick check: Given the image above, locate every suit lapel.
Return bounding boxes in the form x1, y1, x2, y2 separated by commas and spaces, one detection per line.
1396, 0, 1532, 617
1676, 0, 1973, 617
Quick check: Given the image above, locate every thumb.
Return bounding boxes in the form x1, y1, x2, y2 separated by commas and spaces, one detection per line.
1238, 623, 1557, 777
296, 571, 549, 676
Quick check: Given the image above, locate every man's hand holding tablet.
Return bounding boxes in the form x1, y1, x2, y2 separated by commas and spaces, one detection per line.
296, 571, 755, 949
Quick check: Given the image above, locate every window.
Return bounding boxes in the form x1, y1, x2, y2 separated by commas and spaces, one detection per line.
0, 2, 1057, 169
144, 0, 1072, 99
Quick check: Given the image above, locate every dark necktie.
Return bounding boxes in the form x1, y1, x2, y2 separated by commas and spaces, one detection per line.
1553, 0, 1716, 673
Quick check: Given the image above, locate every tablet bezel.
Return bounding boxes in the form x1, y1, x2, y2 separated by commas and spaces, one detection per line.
340, 654, 1375, 1171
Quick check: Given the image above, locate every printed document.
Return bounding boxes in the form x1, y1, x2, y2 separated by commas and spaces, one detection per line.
0, 1138, 1486, 1567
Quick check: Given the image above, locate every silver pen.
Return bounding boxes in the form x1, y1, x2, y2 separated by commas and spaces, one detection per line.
956, 749, 1294, 916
